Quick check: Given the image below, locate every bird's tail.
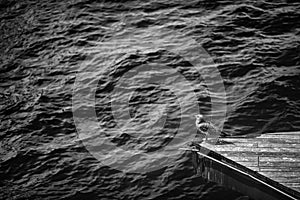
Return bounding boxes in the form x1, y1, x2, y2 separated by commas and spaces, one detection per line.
220, 130, 230, 138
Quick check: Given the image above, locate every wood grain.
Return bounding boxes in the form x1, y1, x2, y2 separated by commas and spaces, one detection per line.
200, 131, 300, 193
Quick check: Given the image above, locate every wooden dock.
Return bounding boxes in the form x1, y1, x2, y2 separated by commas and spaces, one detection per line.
188, 131, 300, 200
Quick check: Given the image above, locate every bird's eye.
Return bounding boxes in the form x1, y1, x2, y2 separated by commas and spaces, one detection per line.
200, 126, 208, 132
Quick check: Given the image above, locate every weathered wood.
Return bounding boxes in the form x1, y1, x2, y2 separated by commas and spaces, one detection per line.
191, 148, 300, 200
222, 152, 300, 158
194, 131, 300, 199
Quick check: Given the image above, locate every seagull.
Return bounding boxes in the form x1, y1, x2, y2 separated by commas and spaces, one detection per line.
195, 114, 227, 141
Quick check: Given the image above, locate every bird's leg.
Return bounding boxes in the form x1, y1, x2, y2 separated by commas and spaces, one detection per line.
205, 135, 207, 141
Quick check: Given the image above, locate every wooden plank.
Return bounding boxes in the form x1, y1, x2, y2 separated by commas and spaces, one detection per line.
198, 131, 300, 195
227, 156, 300, 162
223, 138, 300, 144
258, 168, 300, 172
293, 186, 300, 191
213, 142, 300, 148
192, 148, 300, 200
261, 172, 300, 177
222, 152, 300, 158
231, 161, 300, 168
285, 184, 300, 188
259, 135, 300, 139
202, 145, 300, 153
256, 144, 299, 148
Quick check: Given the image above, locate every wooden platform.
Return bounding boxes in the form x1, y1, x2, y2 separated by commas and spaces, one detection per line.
189, 131, 300, 200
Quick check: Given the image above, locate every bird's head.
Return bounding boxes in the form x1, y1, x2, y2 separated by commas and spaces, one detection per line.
195, 114, 205, 123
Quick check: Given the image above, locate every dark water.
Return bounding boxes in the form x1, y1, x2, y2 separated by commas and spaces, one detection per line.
1, 0, 300, 199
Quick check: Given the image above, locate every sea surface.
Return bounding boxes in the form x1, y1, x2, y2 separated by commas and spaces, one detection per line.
1, 0, 300, 199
